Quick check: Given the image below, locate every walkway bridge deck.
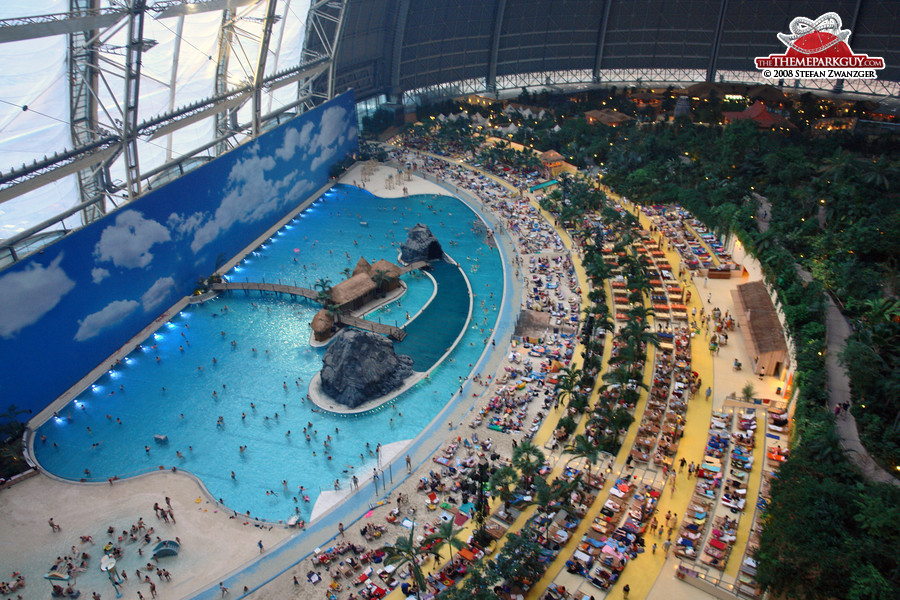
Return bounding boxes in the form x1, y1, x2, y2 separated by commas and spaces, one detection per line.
209, 281, 407, 341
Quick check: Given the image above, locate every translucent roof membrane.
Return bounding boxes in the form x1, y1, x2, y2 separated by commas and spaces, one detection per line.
0, 1, 74, 236
0, 0, 310, 237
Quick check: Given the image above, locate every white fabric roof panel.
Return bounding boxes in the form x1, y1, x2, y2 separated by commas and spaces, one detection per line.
0, 1, 311, 237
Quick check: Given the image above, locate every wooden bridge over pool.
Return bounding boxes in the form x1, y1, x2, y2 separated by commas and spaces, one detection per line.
206, 260, 431, 342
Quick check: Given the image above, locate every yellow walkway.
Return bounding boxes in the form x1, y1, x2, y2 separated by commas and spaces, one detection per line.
385, 158, 764, 600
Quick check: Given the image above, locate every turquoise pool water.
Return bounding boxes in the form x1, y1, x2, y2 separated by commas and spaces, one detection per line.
33, 185, 504, 523
396, 260, 470, 369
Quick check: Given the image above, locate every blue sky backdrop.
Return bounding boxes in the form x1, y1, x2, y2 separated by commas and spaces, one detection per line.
0, 92, 357, 420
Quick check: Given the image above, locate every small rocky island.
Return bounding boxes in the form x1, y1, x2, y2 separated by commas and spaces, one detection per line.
319, 329, 414, 408
400, 223, 443, 263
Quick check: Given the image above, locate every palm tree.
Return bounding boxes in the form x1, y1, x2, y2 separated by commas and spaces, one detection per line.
371, 269, 391, 297
325, 304, 343, 326
313, 277, 332, 294
564, 434, 601, 481
554, 366, 581, 407
489, 464, 520, 510
316, 290, 332, 306
424, 519, 466, 563
341, 267, 352, 279
816, 150, 858, 185
512, 441, 545, 484
381, 526, 438, 593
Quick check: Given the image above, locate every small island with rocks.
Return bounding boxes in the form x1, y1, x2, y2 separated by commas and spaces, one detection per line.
400, 223, 443, 263
318, 329, 414, 408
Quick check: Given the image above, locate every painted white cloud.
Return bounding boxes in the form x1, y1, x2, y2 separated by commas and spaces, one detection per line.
91, 267, 110, 284
190, 151, 284, 253
285, 178, 315, 202
311, 147, 336, 172
94, 210, 171, 269
74, 299, 139, 342
141, 276, 175, 312
189, 104, 355, 254
0, 254, 75, 339
276, 121, 314, 161
167, 212, 205, 237
307, 106, 348, 157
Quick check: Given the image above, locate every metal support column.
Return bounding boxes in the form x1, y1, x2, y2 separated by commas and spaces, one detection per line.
486, 0, 506, 94
706, 0, 729, 84
69, 0, 107, 225
121, 0, 147, 201
302, 0, 345, 104
251, 0, 278, 137
592, 0, 612, 83
214, 8, 236, 155
389, 0, 410, 100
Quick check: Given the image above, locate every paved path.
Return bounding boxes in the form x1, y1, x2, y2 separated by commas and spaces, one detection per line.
754, 196, 898, 487
822, 288, 900, 487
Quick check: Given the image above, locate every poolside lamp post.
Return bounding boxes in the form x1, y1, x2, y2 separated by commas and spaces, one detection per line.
468, 458, 491, 545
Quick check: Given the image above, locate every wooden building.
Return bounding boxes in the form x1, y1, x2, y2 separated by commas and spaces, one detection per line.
540, 150, 565, 178
730, 281, 789, 378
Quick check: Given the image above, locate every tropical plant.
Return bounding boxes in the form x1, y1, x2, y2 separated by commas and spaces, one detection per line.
313, 277, 333, 306
512, 441, 545, 483
490, 531, 545, 588
425, 519, 466, 563
488, 464, 519, 510
564, 433, 601, 480
438, 561, 500, 600
371, 269, 391, 297
325, 304, 343, 325
554, 366, 580, 407
381, 526, 438, 592
741, 383, 756, 404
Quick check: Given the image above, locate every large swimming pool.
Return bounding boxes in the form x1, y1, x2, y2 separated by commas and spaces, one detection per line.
33, 185, 504, 523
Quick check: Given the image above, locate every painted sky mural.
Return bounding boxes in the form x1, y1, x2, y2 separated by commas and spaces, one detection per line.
0, 92, 358, 420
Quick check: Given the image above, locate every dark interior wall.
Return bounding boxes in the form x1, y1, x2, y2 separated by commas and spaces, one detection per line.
496, 0, 602, 76
599, 0, 717, 71
334, 0, 898, 101
332, 0, 398, 99
399, 0, 496, 90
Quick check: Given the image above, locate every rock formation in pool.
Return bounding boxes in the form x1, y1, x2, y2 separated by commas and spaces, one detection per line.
400, 223, 443, 263
319, 329, 414, 408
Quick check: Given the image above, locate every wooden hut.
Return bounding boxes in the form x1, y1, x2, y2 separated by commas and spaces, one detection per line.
540, 150, 565, 178
585, 109, 634, 127
370, 259, 402, 295
311, 309, 335, 342
730, 281, 789, 377
329, 273, 378, 311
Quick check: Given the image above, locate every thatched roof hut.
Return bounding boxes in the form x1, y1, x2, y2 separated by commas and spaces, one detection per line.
311, 309, 335, 341
731, 281, 789, 377
352, 257, 372, 277
330, 273, 377, 307
540, 149, 564, 164
370, 259, 401, 279
584, 109, 634, 126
